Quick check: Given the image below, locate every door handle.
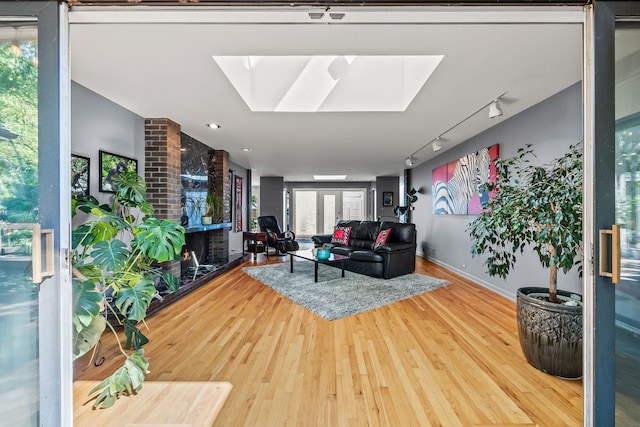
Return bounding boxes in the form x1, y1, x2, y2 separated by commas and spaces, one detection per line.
599, 224, 620, 284
32, 224, 54, 284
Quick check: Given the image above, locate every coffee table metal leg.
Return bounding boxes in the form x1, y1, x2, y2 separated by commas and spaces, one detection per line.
314, 261, 318, 282
290, 254, 293, 273
341, 259, 345, 277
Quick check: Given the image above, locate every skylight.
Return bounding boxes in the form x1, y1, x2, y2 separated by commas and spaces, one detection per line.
212, 55, 443, 112
314, 175, 347, 180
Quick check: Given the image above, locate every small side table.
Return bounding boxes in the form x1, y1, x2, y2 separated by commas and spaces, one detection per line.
243, 231, 269, 260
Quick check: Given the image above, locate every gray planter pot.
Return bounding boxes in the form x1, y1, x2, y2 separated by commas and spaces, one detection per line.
516, 287, 583, 379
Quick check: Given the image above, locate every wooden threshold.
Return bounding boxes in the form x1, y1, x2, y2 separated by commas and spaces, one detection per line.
74, 255, 583, 426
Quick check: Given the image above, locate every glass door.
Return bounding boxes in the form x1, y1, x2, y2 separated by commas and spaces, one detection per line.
293, 190, 318, 237
342, 190, 365, 221
614, 23, 640, 427
591, 2, 640, 425
318, 190, 340, 234
0, 19, 41, 426
293, 189, 366, 237
0, 2, 68, 425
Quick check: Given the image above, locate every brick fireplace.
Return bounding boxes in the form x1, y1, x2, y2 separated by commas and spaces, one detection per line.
144, 119, 238, 301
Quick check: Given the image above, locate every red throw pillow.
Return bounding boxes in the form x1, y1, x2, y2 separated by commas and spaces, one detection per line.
374, 228, 391, 249
331, 226, 351, 246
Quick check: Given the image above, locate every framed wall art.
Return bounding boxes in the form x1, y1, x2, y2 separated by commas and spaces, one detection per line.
382, 191, 394, 207
432, 144, 499, 215
71, 154, 90, 197
99, 150, 138, 193
235, 175, 243, 232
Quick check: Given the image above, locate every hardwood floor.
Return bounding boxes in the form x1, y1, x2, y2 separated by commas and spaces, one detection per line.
74, 255, 583, 426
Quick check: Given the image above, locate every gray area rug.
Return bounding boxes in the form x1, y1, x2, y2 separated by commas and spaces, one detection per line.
242, 261, 449, 321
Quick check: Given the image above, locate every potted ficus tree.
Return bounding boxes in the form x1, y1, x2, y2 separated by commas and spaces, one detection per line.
72, 171, 185, 407
467, 143, 583, 378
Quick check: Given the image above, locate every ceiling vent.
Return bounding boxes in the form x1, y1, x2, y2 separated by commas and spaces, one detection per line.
329, 13, 345, 20
309, 12, 324, 20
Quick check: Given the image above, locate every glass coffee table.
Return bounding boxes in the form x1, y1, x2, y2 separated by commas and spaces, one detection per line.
287, 249, 350, 283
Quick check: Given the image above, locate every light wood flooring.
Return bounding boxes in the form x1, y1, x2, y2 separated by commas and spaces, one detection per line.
74, 255, 583, 426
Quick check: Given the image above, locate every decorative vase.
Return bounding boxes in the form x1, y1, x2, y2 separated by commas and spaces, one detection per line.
516, 287, 583, 379
316, 248, 330, 260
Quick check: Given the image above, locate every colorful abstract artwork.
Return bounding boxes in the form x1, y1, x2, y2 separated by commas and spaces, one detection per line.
432, 144, 499, 215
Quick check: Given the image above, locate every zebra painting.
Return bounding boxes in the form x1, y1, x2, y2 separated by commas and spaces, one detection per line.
431, 144, 499, 215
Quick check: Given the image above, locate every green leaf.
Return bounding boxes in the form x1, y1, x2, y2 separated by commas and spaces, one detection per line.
133, 217, 185, 263
123, 318, 150, 350
162, 271, 180, 293
73, 314, 106, 359
88, 349, 149, 408
115, 277, 156, 321
90, 240, 129, 272
112, 171, 149, 208
72, 278, 103, 330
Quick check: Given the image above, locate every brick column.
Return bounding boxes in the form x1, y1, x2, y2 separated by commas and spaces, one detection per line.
145, 118, 181, 278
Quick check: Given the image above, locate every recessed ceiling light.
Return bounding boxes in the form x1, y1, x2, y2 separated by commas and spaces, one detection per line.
241, 148, 252, 152
313, 175, 347, 180
207, 123, 221, 129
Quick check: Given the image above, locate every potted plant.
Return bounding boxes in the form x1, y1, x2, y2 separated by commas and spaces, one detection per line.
207, 193, 224, 224
201, 195, 213, 225
72, 171, 185, 407
467, 143, 583, 378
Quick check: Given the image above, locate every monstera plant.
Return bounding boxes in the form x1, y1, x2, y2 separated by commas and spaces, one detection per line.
72, 171, 185, 408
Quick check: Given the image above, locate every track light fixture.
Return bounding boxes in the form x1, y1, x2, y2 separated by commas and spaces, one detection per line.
405, 156, 414, 167
404, 91, 508, 165
489, 100, 503, 118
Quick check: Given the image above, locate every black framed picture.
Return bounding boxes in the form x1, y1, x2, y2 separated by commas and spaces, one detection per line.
383, 191, 394, 207
99, 150, 138, 193
71, 154, 90, 197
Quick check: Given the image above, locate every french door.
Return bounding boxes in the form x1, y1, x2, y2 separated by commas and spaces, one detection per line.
293, 189, 366, 237
0, 2, 70, 425
590, 2, 640, 425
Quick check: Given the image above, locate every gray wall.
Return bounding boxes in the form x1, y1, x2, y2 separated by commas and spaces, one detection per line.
260, 176, 285, 225
411, 83, 583, 300
72, 81, 245, 255
71, 82, 145, 206
376, 176, 400, 221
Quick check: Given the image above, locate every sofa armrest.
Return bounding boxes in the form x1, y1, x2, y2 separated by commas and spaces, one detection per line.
374, 242, 415, 253
311, 234, 333, 246
376, 242, 416, 279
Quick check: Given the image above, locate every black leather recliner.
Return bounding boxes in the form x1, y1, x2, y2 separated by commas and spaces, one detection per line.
257, 215, 299, 255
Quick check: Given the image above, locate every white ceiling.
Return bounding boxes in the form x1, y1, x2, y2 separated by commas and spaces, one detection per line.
69, 7, 583, 184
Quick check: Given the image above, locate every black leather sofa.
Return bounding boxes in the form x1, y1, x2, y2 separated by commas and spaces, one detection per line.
311, 220, 416, 279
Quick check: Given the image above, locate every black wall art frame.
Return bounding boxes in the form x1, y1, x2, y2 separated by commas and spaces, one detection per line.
99, 150, 138, 193
382, 191, 394, 207
71, 154, 90, 196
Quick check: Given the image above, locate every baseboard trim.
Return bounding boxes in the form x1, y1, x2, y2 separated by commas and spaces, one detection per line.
416, 252, 516, 302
